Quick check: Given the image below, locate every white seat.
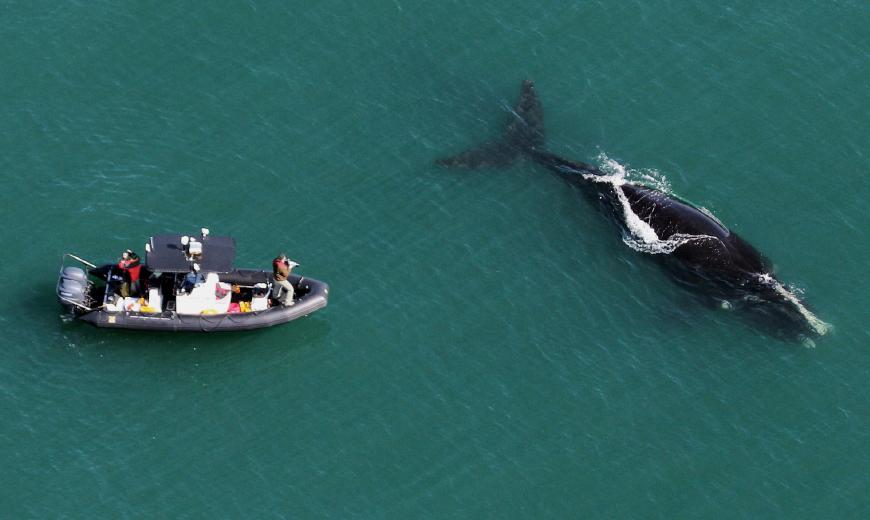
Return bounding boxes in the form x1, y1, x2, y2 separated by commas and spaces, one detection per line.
251, 282, 269, 311
148, 286, 163, 311
176, 272, 232, 315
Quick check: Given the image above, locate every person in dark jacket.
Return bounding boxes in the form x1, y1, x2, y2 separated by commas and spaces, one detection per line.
272, 253, 298, 306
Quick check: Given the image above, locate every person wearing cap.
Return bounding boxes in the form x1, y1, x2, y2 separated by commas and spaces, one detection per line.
272, 253, 298, 306
117, 249, 142, 297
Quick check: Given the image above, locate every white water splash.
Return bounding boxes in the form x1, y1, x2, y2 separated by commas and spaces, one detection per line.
613, 181, 660, 244
755, 273, 832, 336
597, 153, 672, 192
577, 154, 718, 254
623, 232, 718, 254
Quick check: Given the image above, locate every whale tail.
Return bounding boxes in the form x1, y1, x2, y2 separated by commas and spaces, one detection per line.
436, 81, 602, 176
436, 80, 545, 169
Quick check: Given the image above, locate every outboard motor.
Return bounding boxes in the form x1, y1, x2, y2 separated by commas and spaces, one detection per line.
61, 266, 88, 284
57, 266, 90, 313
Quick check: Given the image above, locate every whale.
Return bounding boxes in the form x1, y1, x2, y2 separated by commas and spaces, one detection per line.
437, 80, 829, 339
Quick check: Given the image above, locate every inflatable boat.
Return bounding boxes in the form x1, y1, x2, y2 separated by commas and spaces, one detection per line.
56, 230, 329, 332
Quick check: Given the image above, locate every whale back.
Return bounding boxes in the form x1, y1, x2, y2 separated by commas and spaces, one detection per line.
618, 184, 771, 276
620, 184, 730, 240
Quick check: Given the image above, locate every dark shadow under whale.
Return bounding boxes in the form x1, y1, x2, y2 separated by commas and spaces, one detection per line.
437, 80, 829, 341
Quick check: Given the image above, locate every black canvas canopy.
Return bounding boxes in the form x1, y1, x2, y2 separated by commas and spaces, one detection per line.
145, 234, 236, 273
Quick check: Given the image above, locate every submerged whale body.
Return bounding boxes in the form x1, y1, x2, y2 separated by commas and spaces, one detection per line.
437, 80, 828, 339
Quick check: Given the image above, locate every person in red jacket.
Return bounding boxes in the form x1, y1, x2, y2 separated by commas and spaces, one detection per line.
271, 253, 298, 306
117, 249, 142, 297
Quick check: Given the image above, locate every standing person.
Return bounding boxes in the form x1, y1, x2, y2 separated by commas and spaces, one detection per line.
272, 253, 298, 306
117, 249, 142, 297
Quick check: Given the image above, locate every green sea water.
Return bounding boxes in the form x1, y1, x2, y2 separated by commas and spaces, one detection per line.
1, 1, 869, 517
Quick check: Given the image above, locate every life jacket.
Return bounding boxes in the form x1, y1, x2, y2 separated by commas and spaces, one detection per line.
118, 257, 142, 282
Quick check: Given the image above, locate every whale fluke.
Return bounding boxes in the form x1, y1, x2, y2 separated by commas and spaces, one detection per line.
436, 80, 545, 169
434, 140, 520, 169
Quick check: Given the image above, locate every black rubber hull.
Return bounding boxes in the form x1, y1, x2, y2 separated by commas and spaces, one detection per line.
76, 275, 328, 332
